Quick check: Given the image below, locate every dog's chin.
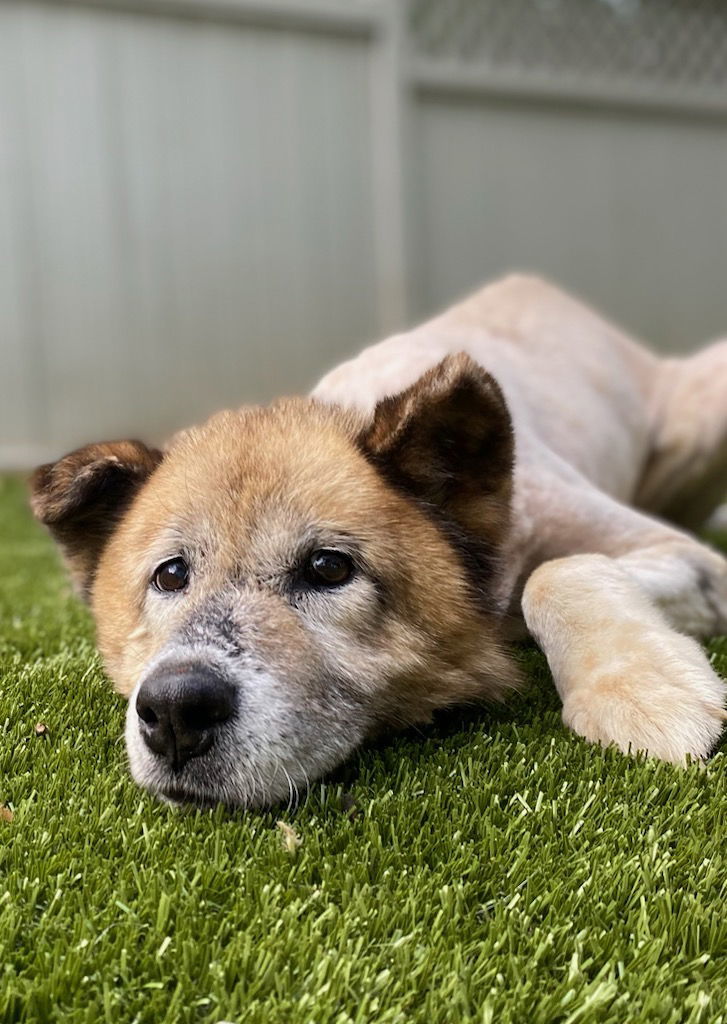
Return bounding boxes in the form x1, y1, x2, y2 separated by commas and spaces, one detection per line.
127, 745, 291, 810
156, 784, 226, 811
126, 734, 303, 810
131, 762, 286, 811
155, 780, 257, 811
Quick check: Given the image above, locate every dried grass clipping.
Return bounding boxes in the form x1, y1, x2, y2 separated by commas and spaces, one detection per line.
276, 820, 302, 853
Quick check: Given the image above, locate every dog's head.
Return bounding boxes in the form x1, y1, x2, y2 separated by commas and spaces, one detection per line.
31, 355, 517, 808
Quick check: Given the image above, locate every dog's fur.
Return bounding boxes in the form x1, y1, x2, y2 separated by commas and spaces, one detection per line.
31, 275, 727, 807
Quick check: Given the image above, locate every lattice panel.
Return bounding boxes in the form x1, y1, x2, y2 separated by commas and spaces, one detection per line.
408, 0, 727, 89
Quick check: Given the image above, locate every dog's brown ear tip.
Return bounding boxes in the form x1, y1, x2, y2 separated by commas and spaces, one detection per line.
29, 441, 163, 526
30, 461, 51, 495
417, 353, 508, 413
430, 351, 486, 380
439, 350, 479, 374
31, 455, 105, 524
28, 440, 162, 597
29, 461, 61, 523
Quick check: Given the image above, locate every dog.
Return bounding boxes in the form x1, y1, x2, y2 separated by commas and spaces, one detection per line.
30, 275, 727, 808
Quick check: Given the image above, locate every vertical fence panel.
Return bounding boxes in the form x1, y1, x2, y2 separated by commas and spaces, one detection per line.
0, 0, 385, 464
0, 10, 48, 457
407, 95, 727, 350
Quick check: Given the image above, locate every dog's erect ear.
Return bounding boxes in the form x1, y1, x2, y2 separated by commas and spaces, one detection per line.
31, 440, 163, 598
359, 353, 514, 544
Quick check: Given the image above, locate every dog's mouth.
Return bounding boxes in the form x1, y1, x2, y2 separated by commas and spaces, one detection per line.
158, 782, 225, 810
144, 755, 281, 811
146, 751, 245, 809
150, 761, 308, 811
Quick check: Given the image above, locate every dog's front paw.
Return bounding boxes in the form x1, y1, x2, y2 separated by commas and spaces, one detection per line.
561, 629, 726, 762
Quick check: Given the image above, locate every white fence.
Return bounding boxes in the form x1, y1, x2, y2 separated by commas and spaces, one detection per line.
3, 0, 727, 466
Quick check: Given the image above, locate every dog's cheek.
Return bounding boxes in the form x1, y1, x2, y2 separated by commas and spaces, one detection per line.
308, 612, 427, 713
93, 573, 173, 697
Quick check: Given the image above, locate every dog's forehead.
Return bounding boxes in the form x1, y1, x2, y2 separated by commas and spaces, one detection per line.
134, 400, 400, 547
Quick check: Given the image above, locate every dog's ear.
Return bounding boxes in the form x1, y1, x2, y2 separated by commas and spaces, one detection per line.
359, 353, 514, 543
31, 440, 163, 598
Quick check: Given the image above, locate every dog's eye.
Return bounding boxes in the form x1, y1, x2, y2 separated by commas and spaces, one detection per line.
152, 557, 189, 593
305, 549, 354, 587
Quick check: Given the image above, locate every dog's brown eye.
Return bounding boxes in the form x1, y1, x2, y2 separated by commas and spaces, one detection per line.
306, 549, 354, 587
152, 557, 189, 593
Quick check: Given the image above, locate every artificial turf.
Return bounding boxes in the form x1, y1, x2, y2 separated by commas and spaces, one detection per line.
1, 473, 727, 1024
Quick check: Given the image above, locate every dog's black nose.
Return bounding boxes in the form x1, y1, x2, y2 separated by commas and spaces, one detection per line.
136, 664, 236, 771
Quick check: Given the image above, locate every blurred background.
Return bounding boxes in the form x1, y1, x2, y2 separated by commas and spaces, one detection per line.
3, 0, 727, 468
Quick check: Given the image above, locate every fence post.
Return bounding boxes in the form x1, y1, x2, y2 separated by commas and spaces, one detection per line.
368, 0, 409, 336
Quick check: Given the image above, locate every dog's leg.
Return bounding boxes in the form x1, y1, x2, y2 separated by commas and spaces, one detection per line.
521, 528, 727, 761
637, 339, 727, 530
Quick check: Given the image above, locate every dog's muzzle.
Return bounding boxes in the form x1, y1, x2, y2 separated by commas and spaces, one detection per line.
135, 662, 236, 771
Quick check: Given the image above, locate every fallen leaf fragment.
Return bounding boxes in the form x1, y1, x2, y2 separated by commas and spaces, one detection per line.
276, 820, 302, 853
0, 806, 13, 824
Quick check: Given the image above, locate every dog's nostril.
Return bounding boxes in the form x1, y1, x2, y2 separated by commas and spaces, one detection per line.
135, 664, 236, 770
137, 702, 158, 726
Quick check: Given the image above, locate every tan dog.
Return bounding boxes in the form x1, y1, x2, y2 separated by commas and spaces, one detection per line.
31, 275, 727, 808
